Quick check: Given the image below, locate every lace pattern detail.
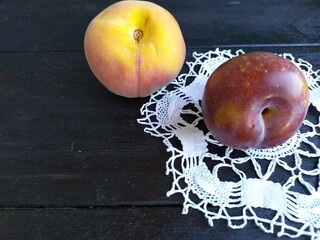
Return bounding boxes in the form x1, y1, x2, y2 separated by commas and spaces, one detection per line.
138, 49, 320, 239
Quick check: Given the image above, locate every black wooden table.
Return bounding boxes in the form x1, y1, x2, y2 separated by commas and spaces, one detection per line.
1, 0, 319, 239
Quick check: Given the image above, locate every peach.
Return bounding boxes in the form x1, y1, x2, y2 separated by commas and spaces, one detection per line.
84, 0, 186, 98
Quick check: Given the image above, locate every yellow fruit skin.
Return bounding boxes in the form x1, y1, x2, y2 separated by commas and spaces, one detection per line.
84, 0, 186, 98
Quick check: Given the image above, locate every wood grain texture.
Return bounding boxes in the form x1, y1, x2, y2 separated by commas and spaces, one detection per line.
1, 0, 320, 239
0, 46, 319, 207
0, 51, 174, 207
1, 0, 320, 52
0, 207, 305, 240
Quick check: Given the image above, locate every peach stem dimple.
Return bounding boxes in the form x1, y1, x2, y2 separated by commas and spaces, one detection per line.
133, 29, 143, 42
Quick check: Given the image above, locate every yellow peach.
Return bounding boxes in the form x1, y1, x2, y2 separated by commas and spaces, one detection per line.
84, 0, 186, 98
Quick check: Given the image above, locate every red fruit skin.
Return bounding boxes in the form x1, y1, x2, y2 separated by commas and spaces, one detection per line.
201, 51, 310, 149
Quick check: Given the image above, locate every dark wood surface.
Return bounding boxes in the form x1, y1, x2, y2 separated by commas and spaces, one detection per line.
1, 0, 319, 239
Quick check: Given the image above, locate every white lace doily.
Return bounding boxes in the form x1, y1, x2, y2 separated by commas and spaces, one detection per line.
137, 49, 320, 239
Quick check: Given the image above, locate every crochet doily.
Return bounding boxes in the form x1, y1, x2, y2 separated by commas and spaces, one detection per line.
137, 49, 320, 239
